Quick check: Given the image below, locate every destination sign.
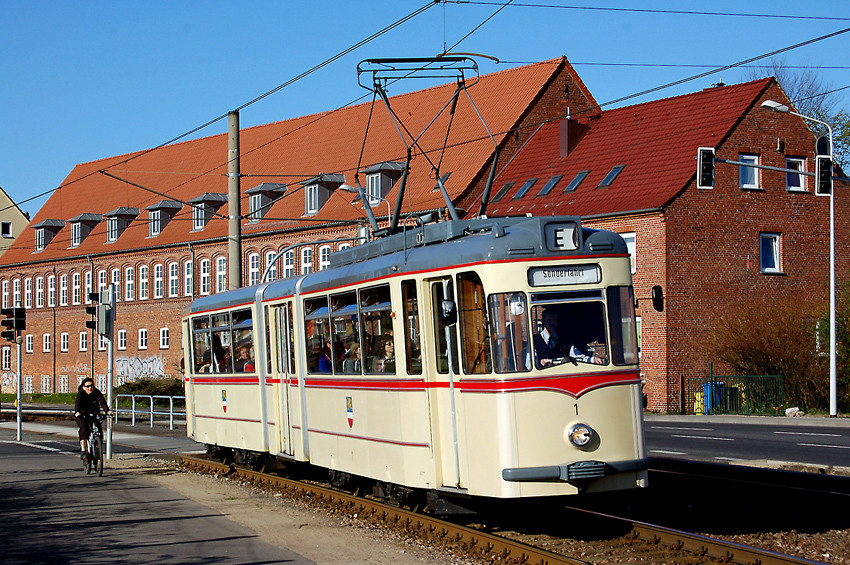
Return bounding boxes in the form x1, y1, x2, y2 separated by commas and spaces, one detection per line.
528, 264, 600, 286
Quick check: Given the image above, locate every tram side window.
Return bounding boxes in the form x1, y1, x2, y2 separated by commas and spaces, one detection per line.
211, 313, 233, 373
360, 285, 394, 374
191, 317, 212, 373
606, 286, 638, 365
231, 308, 255, 372
304, 296, 332, 373
488, 293, 530, 373
401, 280, 422, 375
432, 281, 459, 374
458, 272, 491, 374
331, 291, 360, 374
531, 300, 608, 368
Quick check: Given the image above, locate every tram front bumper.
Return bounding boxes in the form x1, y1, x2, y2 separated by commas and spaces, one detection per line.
502, 458, 647, 483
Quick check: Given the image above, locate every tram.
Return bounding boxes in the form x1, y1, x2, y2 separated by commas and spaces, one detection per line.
183, 215, 652, 510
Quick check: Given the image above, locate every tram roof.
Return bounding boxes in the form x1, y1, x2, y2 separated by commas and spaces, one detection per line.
186, 215, 627, 315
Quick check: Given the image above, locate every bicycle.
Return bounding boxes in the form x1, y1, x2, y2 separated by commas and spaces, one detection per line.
81, 413, 106, 476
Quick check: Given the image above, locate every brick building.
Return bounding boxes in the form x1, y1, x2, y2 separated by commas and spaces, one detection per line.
2, 57, 843, 413
0, 57, 597, 395
476, 77, 848, 412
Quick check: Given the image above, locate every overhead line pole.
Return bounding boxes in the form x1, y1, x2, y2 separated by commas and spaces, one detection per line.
228, 111, 242, 290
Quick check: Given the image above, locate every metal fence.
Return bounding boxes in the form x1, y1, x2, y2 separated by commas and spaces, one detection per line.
115, 394, 186, 429
686, 370, 784, 416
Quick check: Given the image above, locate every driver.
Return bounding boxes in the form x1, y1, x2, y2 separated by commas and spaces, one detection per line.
533, 308, 601, 367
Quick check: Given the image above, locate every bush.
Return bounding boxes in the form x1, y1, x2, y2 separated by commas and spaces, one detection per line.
115, 377, 184, 397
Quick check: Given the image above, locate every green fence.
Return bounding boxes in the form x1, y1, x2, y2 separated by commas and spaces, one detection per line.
687, 367, 784, 416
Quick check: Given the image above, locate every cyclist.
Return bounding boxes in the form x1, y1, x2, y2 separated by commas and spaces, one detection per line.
73, 378, 113, 459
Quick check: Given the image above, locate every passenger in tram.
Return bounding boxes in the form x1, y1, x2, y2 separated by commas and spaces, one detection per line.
342, 343, 361, 373
234, 345, 255, 372
379, 337, 395, 373
318, 344, 333, 373
533, 308, 601, 367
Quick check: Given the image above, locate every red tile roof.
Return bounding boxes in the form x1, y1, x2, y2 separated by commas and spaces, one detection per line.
5, 58, 581, 265
478, 78, 773, 218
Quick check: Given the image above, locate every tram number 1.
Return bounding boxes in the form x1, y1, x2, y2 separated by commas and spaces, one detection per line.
573, 403, 579, 416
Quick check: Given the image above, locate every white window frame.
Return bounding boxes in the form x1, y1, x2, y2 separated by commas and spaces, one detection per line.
216, 257, 227, 293
192, 205, 205, 230
300, 247, 313, 275
25, 334, 33, 354
168, 262, 179, 297
249, 193, 263, 221
739, 154, 760, 189
149, 209, 161, 237
24, 278, 32, 309
139, 265, 149, 300
106, 217, 119, 242
79, 332, 88, 352
34, 228, 45, 252
60, 274, 68, 306
160, 327, 170, 349
154, 263, 164, 299
117, 329, 127, 351
85, 271, 92, 304
98, 334, 108, 351
111, 268, 121, 301
620, 232, 637, 274
70, 222, 81, 247
72, 273, 81, 305
760, 232, 782, 274
138, 328, 148, 350
183, 260, 193, 296
265, 251, 277, 281
366, 173, 381, 204
13, 279, 20, 307
199, 259, 211, 295
283, 250, 294, 278
125, 267, 135, 301
306, 184, 319, 215
47, 275, 55, 307
43, 333, 51, 353
785, 157, 806, 192
248, 253, 260, 286
1, 280, 7, 309
319, 245, 331, 271
35, 277, 43, 308
60, 332, 69, 352
1, 346, 10, 371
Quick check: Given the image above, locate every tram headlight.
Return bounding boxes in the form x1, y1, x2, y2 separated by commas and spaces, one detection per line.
568, 423, 594, 448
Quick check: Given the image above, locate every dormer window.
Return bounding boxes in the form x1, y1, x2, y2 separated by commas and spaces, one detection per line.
245, 183, 286, 222
300, 173, 344, 216
513, 178, 538, 200
145, 200, 182, 237
361, 162, 404, 205
187, 193, 227, 231
31, 219, 64, 253
103, 207, 139, 243
597, 165, 625, 188
67, 213, 102, 247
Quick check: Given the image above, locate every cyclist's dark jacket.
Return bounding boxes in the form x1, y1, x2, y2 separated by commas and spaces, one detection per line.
74, 384, 109, 441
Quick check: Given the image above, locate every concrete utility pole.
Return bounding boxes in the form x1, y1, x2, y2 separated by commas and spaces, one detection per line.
227, 110, 242, 290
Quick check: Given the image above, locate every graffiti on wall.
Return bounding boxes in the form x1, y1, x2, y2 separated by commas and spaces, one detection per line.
116, 354, 168, 382
61, 362, 91, 375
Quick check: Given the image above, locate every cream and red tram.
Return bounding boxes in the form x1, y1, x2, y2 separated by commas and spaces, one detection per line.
183, 215, 648, 508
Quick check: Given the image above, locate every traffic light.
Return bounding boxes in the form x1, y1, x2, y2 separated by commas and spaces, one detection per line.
696, 147, 715, 189
0, 307, 24, 342
85, 290, 113, 336
816, 155, 833, 196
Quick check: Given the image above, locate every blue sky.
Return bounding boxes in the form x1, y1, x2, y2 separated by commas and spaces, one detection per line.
1, 1, 847, 218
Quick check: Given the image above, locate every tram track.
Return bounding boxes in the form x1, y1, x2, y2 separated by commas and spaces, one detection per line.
171, 453, 821, 565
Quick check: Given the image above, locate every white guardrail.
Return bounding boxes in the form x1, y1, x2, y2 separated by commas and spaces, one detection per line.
115, 394, 186, 430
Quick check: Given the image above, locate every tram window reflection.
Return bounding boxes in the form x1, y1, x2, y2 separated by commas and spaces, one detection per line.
304, 296, 331, 373
360, 285, 394, 374
531, 301, 608, 368
331, 291, 359, 374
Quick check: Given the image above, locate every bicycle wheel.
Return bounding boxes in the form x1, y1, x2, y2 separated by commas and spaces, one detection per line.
93, 435, 104, 477
84, 441, 92, 475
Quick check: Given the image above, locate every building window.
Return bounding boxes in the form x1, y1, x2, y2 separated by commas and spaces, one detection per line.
199, 259, 211, 295
85, 271, 92, 303
111, 268, 121, 301
1, 221, 12, 238
60, 332, 69, 352
301, 248, 313, 275
25, 334, 33, 353
265, 251, 277, 281
513, 178, 538, 200
598, 165, 625, 188
248, 252, 260, 286
98, 269, 107, 292
43, 334, 50, 353
13, 279, 20, 307
306, 184, 319, 215
786, 157, 806, 192
139, 265, 149, 300
283, 250, 294, 278
24, 278, 32, 309
106, 217, 119, 242
739, 154, 760, 189
1, 280, 7, 309
183, 260, 193, 296
72, 273, 81, 305
117, 329, 127, 351
99, 334, 108, 351
168, 262, 179, 297
149, 209, 161, 237
35, 277, 43, 308
47, 276, 55, 307
537, 174, 564, 197
60, 274, 68, 306
319, 245, 331, 270
154, 263, 164, 299
160, 327, 170, 349
249, 194, 263, 221
41, 375, 51, 394
192, 205, 206, 230
59, 375, 69, 394
79, 332, 87, 352
35, 228, 45, 252
216, 257, 227, 293
1, 346, 10, 370
138, 328, 148, 350
125, 267, 135, 301
620, 232, 637, 274
760, 232, 781, 274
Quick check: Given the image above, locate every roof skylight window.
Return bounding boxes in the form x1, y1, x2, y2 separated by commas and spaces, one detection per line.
563, 171, 589, 193
512, 178, 538, 200
536, 175, 563, 197
490, 182, 515, 203
597, 165, 625, 188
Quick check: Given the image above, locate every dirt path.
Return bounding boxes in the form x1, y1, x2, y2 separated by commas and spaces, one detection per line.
110, 454, 471, 565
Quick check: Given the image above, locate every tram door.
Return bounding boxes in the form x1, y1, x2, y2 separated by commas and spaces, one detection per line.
272, 302, 296, 456
427, 277, 465, 489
